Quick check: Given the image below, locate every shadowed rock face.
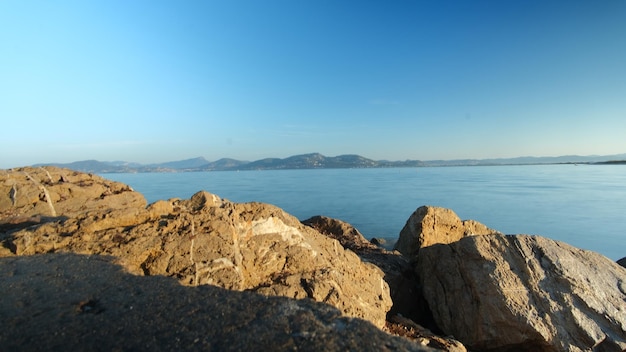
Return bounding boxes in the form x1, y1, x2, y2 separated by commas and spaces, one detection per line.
393, 206, 500, 257
0, 253, 431, 352
417, 234, 626, 352
302, 215, 375, 251
1, 168, 391, 329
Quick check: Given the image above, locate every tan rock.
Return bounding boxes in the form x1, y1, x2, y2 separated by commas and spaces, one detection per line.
303, 215, 465, 351
303, 215, 417, 316
394, 206, 499, 257
0, 166, 146, 222
417, 233, 626, 351
2, 189, 392, 328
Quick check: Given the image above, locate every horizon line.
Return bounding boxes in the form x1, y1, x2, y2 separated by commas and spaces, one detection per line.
19, 151, 626, 168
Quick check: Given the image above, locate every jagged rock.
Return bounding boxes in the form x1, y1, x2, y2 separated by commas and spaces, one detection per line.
417, 233, 626, 351
302, 215, 417, 316
0, 166, 146, 232
0, 253, 432, 352
371, 237, 387, 247
394, 206, 500, 257
302, 215, 375, 252
2, 188, 392, 328
303, 215, 464, 351
386, 315, 467, 352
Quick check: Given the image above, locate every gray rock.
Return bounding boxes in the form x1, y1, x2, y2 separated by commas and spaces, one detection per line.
417, 233, 626, 351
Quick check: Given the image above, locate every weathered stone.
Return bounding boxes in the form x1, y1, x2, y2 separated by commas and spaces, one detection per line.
394, 206, 500, 257
302, 215, 373, 252
386, 315, 467, 352
303, 216, 415, 314
417, 233, 626, 351
371, 237, 387, 247
0, 253, 432, 352
303, 215, 462, 351
2, 189, 392, 328
0, 166, 146, 228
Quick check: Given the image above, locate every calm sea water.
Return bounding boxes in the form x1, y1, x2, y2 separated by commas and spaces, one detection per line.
102, 165, 626, 260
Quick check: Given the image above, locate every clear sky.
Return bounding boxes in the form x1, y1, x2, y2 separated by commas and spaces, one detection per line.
1, 1, 625, 168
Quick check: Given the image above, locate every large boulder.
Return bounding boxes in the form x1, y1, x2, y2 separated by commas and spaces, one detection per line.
1, 186, 392, 328
417, 233, 626, 351
394, 206, 499, 257
0, 166, 145, 232
0, 253, 431, 352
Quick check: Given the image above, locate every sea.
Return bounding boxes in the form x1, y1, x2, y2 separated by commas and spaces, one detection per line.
101, 164, 626, 261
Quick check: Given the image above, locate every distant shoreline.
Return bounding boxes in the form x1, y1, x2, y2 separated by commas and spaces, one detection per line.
28, 152, 626, 174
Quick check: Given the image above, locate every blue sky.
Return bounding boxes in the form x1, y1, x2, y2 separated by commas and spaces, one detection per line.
1, 1, 625, 168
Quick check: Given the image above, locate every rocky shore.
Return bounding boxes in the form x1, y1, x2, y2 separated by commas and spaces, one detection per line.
1, 166, 625, 351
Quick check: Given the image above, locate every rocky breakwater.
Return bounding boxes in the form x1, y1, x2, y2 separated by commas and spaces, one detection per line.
4, 166, 625, 351
0, 166, 434, 351
396, 205, 626, 351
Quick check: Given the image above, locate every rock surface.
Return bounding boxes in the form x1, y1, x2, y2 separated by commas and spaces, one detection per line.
303, 215, 465, 351
302, 215, 377, 252
303, 215, 420, 318
0, 253, 432, 352
386, 315, 467, 352
618, 256, 626, 268
393, 206, 500, 257
417, 233, 626, 351
0, 166, 145, 220
1, 167, 391, 329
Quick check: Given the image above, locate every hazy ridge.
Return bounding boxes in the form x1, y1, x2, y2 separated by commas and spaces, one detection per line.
33, 152, 626, 173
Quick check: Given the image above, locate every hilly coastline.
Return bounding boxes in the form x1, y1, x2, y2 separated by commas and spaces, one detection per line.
34, 152, 626, 173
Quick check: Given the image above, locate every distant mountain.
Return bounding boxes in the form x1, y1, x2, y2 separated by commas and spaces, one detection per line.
200, 158, 249, 171
33, 160, 137, 173
149, 157, 211, 170
238, 153, 427, 170
33, 152, 626, 173
239, 153, 381, 170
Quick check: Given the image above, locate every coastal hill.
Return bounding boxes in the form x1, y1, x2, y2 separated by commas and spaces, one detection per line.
33, 152, 626, 173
